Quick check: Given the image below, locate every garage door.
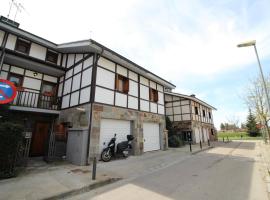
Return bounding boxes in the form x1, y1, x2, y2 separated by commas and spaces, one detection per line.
143, 122, 160, 152
99, 119, 131, 154
203, 128, 208, 142
194, 128, 200, 143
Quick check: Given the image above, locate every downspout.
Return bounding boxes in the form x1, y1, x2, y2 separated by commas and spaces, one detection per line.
0, 33, 9, 72
86, 46, 104, 164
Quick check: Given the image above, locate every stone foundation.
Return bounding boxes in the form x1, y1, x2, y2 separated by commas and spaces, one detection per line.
88, 103, 167, 162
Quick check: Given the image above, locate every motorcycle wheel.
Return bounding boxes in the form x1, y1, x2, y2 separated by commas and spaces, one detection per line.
101, 149, 112, 162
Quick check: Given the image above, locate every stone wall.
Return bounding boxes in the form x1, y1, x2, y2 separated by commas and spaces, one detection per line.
58, 104, 91, 128
88, 103, 167, 162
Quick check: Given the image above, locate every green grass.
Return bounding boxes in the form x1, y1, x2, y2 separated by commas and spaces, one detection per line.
217, 131, 262, 140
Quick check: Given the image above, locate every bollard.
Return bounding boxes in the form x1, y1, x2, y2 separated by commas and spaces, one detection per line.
208, 139, 210, 146
92, 157, 97, 180
189, 142, 192, 152
200, 140, 202, 149
223, 137, 224, 142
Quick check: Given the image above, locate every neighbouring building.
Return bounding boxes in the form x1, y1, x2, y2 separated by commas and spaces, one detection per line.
0, 16, 176, 165
164, 92, 217, 144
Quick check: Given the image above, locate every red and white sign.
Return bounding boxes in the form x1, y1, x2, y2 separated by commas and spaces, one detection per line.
0, 79, 17, 104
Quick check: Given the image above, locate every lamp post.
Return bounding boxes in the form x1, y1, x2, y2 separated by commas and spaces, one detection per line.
237, 40, 270, 139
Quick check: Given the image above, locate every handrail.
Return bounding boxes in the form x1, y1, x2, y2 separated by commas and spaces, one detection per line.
11, 90, 61, 110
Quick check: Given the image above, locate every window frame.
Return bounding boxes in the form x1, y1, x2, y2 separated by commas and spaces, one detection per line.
15, 38, 31, 55
209, 112, 212, 119
115, 74, 129, 94
46, 50, 58, 64
203, 109, 206, 117
195, 106, 199, 115
8, 73, 24, 87
149, 88, 158, 102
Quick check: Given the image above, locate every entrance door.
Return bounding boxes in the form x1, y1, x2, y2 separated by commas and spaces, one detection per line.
30, 122, 50, 156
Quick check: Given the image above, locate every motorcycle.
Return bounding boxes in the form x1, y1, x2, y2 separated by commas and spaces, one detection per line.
101, 134, 134, 162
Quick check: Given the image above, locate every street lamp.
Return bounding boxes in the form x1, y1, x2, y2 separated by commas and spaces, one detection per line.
237, 40, 270, 136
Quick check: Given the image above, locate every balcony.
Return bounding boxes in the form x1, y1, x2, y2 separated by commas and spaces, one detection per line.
10, 90, 61, 112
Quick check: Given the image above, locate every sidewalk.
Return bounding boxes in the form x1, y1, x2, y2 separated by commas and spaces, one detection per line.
0, 143, 213, 200
0, 162, 119, 200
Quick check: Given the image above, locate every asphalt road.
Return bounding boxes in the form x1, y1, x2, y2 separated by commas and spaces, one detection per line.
69, 141, 269, 200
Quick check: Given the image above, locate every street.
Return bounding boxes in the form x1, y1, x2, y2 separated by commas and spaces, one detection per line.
68, 141, 269, 200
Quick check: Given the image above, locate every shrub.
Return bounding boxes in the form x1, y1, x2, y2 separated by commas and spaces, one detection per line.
0, 122, 24, 179
168, 135, 184, 147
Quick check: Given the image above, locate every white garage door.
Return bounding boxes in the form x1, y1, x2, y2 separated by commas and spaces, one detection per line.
194, 128, 200, 143
143, 122, 160, 152
203, 128, 208, 142
99, 119, 131, 154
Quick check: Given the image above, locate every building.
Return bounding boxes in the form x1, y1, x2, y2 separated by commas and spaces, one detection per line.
165, 92, 217, 144
0, 16, 175, 164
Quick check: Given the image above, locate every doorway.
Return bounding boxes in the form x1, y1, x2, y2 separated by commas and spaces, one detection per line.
30, 122, 50, 156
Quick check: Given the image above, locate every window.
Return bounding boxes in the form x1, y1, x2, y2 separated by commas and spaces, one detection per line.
195, 106, 198, 115
203, 110, 206, 117
149, 88, 158, 102
115, 74, 129, 94
15, 38, 30, 54
46, 50, 58, 64
41, 82, 56, 96
8, 73, 23, 87
209, 112, 211, 119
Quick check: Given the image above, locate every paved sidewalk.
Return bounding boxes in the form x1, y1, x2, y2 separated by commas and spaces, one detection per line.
0, 162, 117, 200
0, 143, 212, 200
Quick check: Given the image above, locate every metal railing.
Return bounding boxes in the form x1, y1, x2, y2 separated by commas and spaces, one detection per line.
11, 90, 61, 110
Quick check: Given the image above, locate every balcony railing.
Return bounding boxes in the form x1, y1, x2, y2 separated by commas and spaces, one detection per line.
11, 90, 61, 110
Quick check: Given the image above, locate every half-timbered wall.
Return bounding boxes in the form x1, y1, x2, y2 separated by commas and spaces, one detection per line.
95, 56, 165, 114
165, 94, 213, 125
191, 101, 213, 124
165, 94, 191, 122
60, 53, 93, 109
0, 63, 58, 106
0, 30, 62, 67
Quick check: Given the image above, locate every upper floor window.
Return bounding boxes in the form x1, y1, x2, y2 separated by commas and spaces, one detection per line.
115, 74, 129, 94
209, 112, 211, 119
15, 38, 30, 54
203, 110, 206, 117
8, 73, 23, 87
195, 106, 198, 115
149, 88, 158, 102
46, 50, 58, 64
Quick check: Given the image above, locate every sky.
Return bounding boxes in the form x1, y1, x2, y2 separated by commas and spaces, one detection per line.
1, 0, 270, 129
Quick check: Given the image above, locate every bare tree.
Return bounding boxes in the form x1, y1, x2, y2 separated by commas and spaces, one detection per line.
244, 74, 270, 138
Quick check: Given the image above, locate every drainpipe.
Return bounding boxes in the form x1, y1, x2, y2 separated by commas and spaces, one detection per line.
86, 45, 104, 164
0, 33, 9, 72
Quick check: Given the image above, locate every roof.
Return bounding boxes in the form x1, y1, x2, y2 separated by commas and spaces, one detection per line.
0, 19, 176, 89
165, 91, 217, 110
58, 39, 176, 89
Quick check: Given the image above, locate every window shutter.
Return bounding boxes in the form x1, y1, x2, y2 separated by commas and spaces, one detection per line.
124, 77, 129, 93
154, 90, 158, 102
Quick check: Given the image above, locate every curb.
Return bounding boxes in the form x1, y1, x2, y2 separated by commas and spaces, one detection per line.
42, 177, 121, 200
191, 146, 214, 155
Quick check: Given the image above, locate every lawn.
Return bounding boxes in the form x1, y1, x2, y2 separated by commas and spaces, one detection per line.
217, 131, 262, 140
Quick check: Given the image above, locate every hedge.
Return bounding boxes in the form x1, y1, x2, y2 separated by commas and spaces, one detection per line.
0, 122, 24, 178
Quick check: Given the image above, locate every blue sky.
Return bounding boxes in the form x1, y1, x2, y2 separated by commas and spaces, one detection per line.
1, 0, 270, 128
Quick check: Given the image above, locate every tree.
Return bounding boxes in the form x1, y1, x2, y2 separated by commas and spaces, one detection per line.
244, 74, 270, 138
166, 116, 175, 136
246, 109, 260, 137
220, 123, 225, 130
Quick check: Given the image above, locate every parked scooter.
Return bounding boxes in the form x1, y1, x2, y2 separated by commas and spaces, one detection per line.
101, 134, 134, 162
